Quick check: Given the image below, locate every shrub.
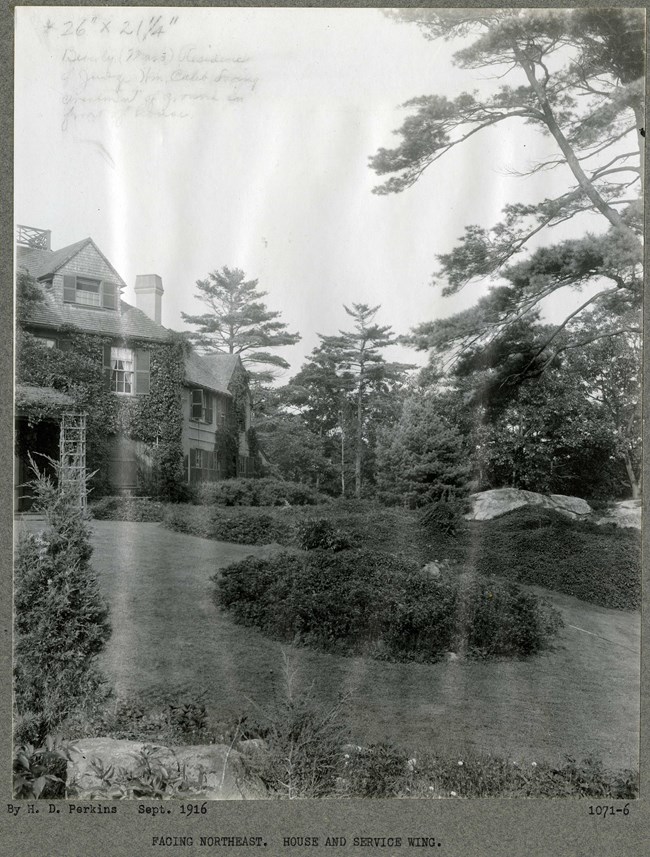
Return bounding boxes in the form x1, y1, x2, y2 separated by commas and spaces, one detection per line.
419, 493, 470, 536
195, 478, 328, 507
14, 461, 112, 745
215, 549, 563, 661
295, 518, 351, 551
13, 736, 70, 799
164, 505, 293, 545
471, 508, 641, 609
241, 655, 350, 798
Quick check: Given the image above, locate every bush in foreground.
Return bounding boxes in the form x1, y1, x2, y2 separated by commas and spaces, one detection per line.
14, 463, 112, 744
215, 549, 563, 661
339, 745, 638, 799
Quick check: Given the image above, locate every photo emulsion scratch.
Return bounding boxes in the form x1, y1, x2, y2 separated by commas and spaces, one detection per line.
12, 4, 642, 819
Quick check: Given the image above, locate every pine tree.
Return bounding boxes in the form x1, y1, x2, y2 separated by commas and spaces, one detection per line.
181, 267, 300, 382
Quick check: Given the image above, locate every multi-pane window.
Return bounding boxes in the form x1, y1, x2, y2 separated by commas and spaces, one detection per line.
105, 346, 150, 395
63, 274, 119, 309
191, 389, 214, 423
189, 448, 220, 483
110, 347, 134, 394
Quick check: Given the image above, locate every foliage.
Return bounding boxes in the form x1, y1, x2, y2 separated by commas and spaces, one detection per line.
165, 505, 293, 546
14, 462, 112, 745
16, 267, 46, 327
315, 303, 413, 498
419, 494, 470, 536
215, 549, 563, 661
471, 507, 640, 609
181, 266, 301, 382
254, 411, 336, 489
16, 300, 187, 499
77, 745, 212, 800
213, 363, 259, 479
195, 478, 328, 507
373, 9, 643, 368
295, 518, 351, 552
341, 744, 638, 799
163, 502, 429, 563
376, 392, 471, 508
474, 372, 617, 497
561, 308, 641, 498
13, 736, 70, 799
243, 655, 351, 798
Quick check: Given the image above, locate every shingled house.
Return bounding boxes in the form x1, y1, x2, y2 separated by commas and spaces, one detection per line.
15, 225, 257, 507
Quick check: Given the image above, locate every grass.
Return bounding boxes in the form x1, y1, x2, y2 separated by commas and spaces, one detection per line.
14, 518, 637, 774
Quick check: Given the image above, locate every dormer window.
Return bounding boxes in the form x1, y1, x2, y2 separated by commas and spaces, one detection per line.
63, 274, 119, 309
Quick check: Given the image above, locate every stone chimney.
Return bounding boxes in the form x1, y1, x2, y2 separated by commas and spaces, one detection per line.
134, 274, 164, 325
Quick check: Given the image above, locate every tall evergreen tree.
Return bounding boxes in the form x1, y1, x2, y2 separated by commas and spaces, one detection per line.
317, 304, 412, 498
182, 267, 301, 382
376, 392, 471, 508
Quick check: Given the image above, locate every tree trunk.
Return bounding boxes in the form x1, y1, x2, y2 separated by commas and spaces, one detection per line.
355, 381, 363, 499
623, 451, 641, 499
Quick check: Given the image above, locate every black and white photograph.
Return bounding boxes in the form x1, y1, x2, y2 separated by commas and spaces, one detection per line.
7, 3, 644, 849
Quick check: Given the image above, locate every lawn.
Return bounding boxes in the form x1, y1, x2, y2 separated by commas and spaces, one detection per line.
25, 518, 638, 773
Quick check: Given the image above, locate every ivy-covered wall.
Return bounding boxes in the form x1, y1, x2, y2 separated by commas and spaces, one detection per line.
214, 365, 259, 479
16, 327, 187, 498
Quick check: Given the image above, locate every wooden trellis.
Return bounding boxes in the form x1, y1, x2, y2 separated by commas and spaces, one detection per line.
59, 412, 87, 507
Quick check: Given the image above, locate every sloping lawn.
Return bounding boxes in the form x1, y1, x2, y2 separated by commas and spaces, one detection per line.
21, 519, 639, 772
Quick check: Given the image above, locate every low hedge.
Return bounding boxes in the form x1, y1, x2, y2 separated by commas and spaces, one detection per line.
215, 549, 563, 661
195, 478, 329, 507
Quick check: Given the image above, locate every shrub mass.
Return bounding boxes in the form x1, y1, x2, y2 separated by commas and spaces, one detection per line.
215, 549, 562, 661
196, 478, 328, 507
14, 466, 112, 744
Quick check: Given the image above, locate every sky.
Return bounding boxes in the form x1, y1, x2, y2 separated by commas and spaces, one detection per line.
15, 6, 603, 377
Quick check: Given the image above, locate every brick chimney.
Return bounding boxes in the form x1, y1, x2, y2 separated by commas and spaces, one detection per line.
134, 274, 164, 325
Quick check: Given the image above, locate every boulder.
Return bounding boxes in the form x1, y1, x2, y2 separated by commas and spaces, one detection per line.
595, 499, 642, 530
465, 488, 592, 522
67, 738, 268, 800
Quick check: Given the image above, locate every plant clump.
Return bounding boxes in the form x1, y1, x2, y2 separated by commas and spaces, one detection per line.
14, 461, 112, 745
215, 549, 563, 662
195, 478, 329, 507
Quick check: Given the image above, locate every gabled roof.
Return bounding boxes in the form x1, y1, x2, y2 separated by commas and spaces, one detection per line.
17, 238, 127, 288
22, 282, 170, 343
184, 350, 242, 396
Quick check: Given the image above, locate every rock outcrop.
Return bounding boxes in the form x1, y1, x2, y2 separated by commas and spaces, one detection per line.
595, 499, 642, 530
67, 738, 268, 800
465, 488, 592, 522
